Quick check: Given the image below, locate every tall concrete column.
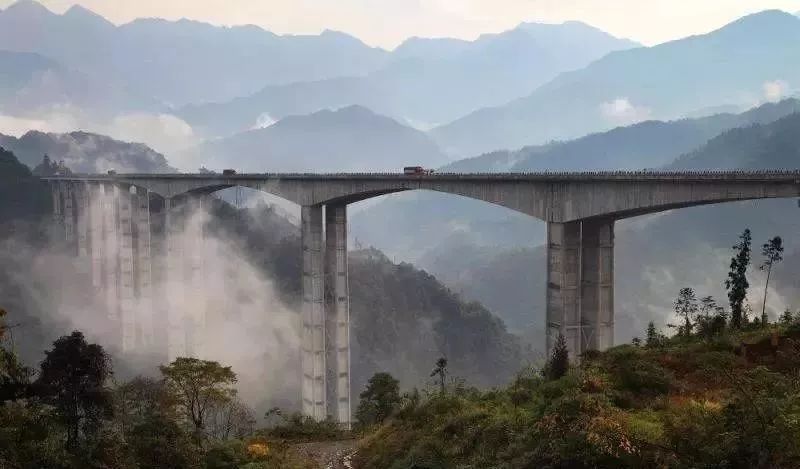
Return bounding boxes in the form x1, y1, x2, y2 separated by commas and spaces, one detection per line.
76, 182, 90, 262
325, 204, 351, 427
119, 186, 136, 352
89, 184, 104, 289
165, 197, 187, 361
134, 188, 155, 349
51, 182, 64, 238
103, 184, 120, 322
546, 221, 582, 356
63, 183, 76, 248
546, 218, 615, 358
301, 205, 326, 421
149, 196, 169, 358
185, 196, 207, 358
580, 218, 615, 351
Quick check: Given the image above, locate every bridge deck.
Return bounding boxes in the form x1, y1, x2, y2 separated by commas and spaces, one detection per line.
41, 170, 800, 183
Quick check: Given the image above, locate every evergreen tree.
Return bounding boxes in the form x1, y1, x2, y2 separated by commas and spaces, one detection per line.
646, 321, 659, 347
759, 236, 783, 325
546, 334, 569, 380
430, 357, 448, 393
725, 229, 752, 329
355, 372, 401, 427
780, 309, 794, 325
36, 331, 113, 450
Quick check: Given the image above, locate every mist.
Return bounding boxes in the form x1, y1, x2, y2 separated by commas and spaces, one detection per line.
0, 196, 302, 412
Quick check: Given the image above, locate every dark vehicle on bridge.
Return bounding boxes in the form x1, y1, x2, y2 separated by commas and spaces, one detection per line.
403, 166, 434, 175
223, 169, 237, 176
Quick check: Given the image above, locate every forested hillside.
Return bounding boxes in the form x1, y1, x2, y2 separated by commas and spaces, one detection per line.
0, 130, 175, 173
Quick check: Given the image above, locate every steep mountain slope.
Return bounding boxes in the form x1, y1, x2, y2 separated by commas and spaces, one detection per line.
177, 21, 637, 138
0, 1, 388, 106
443, 98, 800, 172
187, 106, 449, 172
432, 10, 800, 157
0, 130, 174, 173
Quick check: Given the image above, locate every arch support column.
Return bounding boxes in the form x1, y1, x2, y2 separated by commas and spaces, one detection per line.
301, 205, 326, 420
546, 218, 615, 358
325, 204, 351, 428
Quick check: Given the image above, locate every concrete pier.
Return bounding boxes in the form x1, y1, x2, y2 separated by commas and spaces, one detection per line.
165, 197, 186, 361
89, 184, 104, 289
325, 204, 351, 427
302, 205, 326, 420
134, 188, 154, 349
63, 183, 75, 248
103, 184, 119, 322
119, 186, 136, 352
546, 218, 614, 358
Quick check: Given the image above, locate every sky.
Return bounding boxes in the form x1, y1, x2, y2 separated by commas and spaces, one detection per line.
0, 0, 798, 49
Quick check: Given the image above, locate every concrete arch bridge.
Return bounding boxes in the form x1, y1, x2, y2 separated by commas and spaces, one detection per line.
44, 170, 800, 426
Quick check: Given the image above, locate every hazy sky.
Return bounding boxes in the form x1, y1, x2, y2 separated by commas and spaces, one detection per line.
1, 0, 799, 48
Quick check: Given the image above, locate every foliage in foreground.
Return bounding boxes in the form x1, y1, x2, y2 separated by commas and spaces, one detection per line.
0, 311, 318, 469
354, 326, 800, 469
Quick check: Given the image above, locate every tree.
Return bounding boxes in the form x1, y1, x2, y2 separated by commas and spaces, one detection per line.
646, 322, 660, 347
780, 309, 794, 325
674, 288, 699, 336
726, 229, 752, 329
159, 357, 237, 440
355, 372, 401, 427
35, 331, 113, 450
430, 357, 448, 393
546, 334, 569, 380
207, 397, 255, 440
759, 236, 784, 325
0, 309, 32, 403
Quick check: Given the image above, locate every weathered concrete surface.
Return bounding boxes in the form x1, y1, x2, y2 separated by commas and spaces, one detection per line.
546, 219, 614, 358
324, 204, 351, 428
302, 205, 327, 421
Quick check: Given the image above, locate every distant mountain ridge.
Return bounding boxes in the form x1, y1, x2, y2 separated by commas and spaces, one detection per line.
442, 98, 800, 172
186, 105, 449, 172
0, 0, 388, 107
432, 10, 800, 157
176, 21, 638, 137
0, 130, 174, 173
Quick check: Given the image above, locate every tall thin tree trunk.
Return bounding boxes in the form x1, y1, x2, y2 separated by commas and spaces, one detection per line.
762, 265, 772, 323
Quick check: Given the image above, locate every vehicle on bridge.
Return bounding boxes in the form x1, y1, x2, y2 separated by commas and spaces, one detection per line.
403, 166, 435, 175
223, 169, 237, 176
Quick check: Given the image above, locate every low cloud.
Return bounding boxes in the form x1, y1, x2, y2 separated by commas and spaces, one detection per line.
600, 97, 652, 125
763, 80, 790, 103
0, 108, 199, 170
252, 112, 277, 130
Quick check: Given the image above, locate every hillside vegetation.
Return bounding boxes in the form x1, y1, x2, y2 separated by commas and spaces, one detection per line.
354, 321, 800, 468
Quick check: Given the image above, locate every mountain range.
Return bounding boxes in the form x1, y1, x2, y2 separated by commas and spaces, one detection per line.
176, 21, 638, 137
0, 0, 387, 107
432, 10, 800, 157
